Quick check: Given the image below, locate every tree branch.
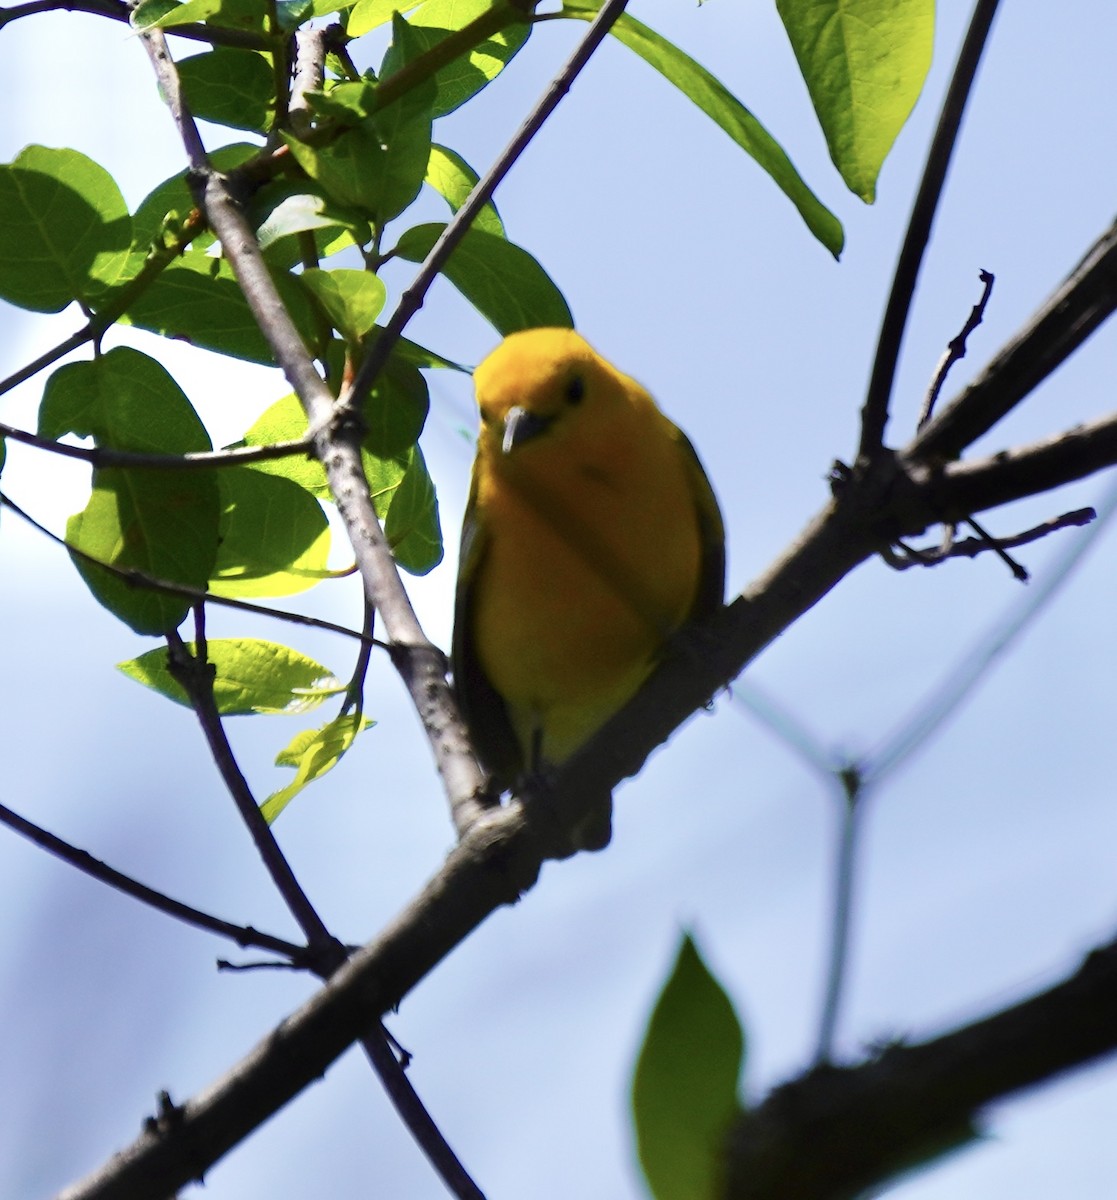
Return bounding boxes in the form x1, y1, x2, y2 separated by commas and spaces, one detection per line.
136, 19, 491, 839
723, 933, 1117, 1199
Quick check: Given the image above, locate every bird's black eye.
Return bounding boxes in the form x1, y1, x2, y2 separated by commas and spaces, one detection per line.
564, 374, 586, 405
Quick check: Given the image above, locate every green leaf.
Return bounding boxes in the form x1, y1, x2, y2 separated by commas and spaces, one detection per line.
119, 638, 344, 713
632, 934, 745, 1200
131, 142, 258, 253
262, 711, 374, 822
425, 143, 504, 236
209, 467, 332, 598
117, 249, 317, 363
347, 0, 420, 36
561, 4, 844, 258
39, 346, 209, 450
0, 145, 132, 312
43, 348, 221, 634
251, 181, 371, 267
178, 48, 275, 133
363, 356, 430, 458
300, 267, 387, 342
395, 222, 572, 333
385, 445, 442, 574
137, 0, 266, 31
392, 0, 531, 118
776, 0, 934, 202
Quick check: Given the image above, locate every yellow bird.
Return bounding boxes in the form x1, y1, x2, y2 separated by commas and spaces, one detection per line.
452, 328, 725, 850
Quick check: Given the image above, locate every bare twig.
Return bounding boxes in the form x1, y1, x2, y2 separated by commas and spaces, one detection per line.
361, 1028, 486, 1200
920, 408, 1117, 517
911, 217, 1117, 465
288, 26, 327, 139
884, 507, 1095, 570
0, 800, 307, 961
0, 489, 374, 643
858, 0, 1002, 459
0, 419, 312, 470
165, 627, 339, 955
917, 269, 995, 427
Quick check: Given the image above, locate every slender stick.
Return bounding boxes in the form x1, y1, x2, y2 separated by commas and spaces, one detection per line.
165, 628, 338, 953
0, 420, 311, 470
0, 489, 372, 643
0, 800, 306, 960
857, 0, 1002, 459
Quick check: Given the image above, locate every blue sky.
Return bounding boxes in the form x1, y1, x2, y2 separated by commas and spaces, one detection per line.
2, 3, 1117, 1197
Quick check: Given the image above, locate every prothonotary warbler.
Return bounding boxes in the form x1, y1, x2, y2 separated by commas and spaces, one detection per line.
452, 328, 725, 850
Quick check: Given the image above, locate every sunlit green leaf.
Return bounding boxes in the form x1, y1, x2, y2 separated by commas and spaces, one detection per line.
119, 638, 345, 713
777, 0, 933, 202
117, 249, 317, 363
425, 143, 504, 236
347, 0, 420, 36
209, 467, 332, 598
137, 0, 265, 31
389, 0, 531, 118
43, 348, 221, 635
300, 267, 387, 342
262, 711, 375, 822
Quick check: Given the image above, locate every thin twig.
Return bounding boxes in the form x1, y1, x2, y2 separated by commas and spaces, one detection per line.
884, 507, 1095, 570
858, 0, 1002, 459
961, 514, 1027, 580
910, 216, 1117, 465
0, 800, 307, 961
917, 269, 995, 428
0, 420, 312, 470
166, 627, 340, 956
0, 489, 374, 643
343, 0, 635, 412
361, 1028, 486, 1200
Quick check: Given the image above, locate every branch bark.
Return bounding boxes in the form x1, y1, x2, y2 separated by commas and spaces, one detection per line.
723, 933, 1117, 1199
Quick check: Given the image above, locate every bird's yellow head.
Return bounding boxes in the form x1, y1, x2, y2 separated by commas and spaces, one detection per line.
472, 328, 654, 470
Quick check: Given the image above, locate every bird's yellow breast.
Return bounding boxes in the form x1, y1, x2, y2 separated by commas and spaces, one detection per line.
469, 392, 703, 764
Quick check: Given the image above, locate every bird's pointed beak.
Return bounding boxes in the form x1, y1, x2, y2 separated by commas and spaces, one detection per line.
502, 405, 552, 454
